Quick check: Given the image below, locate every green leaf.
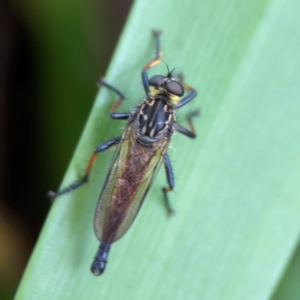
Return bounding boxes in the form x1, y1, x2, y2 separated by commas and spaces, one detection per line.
16, 0, 300, 299
272, 245, 300, 300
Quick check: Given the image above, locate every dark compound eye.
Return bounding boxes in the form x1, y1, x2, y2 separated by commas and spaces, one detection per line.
149, 75, 165, 87
165, 80, 184, 96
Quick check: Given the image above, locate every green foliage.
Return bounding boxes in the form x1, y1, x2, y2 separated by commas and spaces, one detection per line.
16, 0, 300, 299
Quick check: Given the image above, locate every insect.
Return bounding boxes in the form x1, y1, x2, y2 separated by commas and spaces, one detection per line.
48, 31, 198, 276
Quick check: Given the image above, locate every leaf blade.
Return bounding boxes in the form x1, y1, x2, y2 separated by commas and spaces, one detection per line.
16, 0, 300, 299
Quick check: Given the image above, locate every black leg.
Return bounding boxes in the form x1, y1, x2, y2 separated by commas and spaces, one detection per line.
175, 91, 197, 109
97, 78, 130, 120
174, 109, 199, 138
110, 113, 131, 120
142, 30, 162, 95
47, 137, 121, 200
175, 80, 197, 109
162, 153, 175, 216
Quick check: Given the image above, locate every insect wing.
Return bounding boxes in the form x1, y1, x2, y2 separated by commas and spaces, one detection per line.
113, 142, 167, 242
93, 139, 123, 243
94, 124, 168, 244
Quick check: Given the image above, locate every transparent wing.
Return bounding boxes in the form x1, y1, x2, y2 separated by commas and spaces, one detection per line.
94, 125, 169, 244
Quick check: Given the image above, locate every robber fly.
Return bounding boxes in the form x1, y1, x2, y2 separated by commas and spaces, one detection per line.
48, 31, 198, 276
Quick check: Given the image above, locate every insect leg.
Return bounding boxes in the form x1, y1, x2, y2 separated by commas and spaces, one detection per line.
175, 81, 197, 109
174, 109, 199, 138
97, 78, 130, 120
162, 153, 175, 216
142, 30, 163, 95
47, 137, 121, 200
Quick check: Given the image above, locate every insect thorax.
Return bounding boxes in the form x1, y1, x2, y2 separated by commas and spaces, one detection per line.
132, 97, 175, 145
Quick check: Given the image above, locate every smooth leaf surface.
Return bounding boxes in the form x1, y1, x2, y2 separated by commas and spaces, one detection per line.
16, 0, 300, 299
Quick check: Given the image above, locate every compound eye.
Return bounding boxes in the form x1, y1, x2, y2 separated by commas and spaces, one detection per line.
165, 80, 184, 96
149, 75, 165, 87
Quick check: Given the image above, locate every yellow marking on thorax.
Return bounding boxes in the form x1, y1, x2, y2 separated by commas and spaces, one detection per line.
149, 86, 181, 106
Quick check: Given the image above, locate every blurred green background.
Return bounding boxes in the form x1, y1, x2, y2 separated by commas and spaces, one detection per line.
1, 0, 300, 299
